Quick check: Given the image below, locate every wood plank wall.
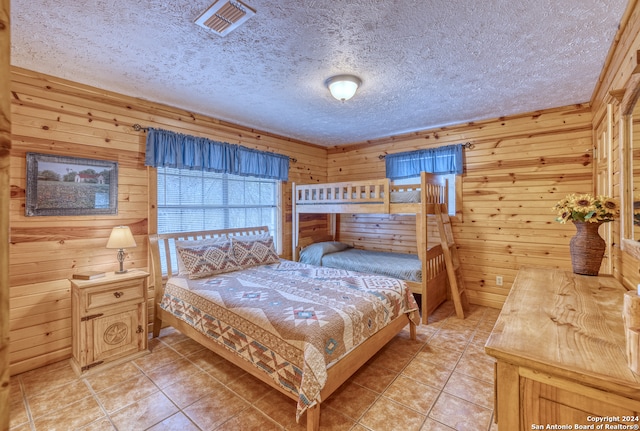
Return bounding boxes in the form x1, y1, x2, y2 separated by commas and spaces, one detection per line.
1, 0, 11, 427
591, 0, 640, 290
8, 67, 327, 375
327, 104, 594, 309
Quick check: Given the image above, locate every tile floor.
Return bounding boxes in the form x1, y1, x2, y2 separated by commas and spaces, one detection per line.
9, 301, 500, 431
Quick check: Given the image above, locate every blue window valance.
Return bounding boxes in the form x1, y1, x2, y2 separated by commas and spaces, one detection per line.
144, 127, 289, 181
385, 143, 464, 179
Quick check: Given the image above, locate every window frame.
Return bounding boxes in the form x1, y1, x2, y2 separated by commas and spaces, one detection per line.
154, 167, 283, 253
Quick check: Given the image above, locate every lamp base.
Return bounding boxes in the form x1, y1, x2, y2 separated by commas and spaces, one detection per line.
116, 248, 127, 274
115, 269, 128, 274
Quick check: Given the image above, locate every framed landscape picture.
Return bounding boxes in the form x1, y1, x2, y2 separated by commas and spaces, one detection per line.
25, 152, 118, 216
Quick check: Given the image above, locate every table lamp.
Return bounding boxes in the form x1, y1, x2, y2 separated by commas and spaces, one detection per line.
106, 226, 137, 274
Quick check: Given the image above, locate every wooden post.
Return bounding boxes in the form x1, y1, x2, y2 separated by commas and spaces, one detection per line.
0, 0, 11, 429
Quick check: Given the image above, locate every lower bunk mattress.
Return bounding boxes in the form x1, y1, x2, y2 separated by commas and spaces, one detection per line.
299, 242, 424, 282
159, 259, 420, 419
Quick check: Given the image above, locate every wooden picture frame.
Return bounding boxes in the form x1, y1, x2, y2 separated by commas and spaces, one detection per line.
25, 152, 118, 216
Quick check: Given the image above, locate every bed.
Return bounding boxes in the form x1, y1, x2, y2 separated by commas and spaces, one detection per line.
292, 172, 451, 322
297, 239, 448, 319
148, 226, 420, 431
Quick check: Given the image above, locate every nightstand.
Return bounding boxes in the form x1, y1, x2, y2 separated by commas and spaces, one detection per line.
70, 269, 150, 375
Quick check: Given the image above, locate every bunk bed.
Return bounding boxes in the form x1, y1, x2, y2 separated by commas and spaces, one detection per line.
292, 172, 450, 323
148, 226, 419, 431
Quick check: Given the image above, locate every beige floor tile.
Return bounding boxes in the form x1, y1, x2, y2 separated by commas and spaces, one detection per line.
385, 333, 424, 356
32, 395, 104, 431
469, 329, 492, 346
216, 407, 283, 431
8, 422, 32, 431
428, 392, 492, 431
157, 326, 191, 345
383, 374, 440, 414
77, 417, 117, 430
317, 406, 358, 430
350, 361, 398, 393
442, 316, 480, 331
427, 331, 470, 352
226, 372, 274, 404
146, 356, 203, 388
20, 361, 78, 397
19, 359, 69, 381
27, 379, 93, 419
323, 381, 378, 420
368, 344, 415, 372
420, 418, 455, 430
95, 373, 159, 413
9, 395, 28, 429
203, 356, 247, 385
10, 303, 497, 431
359, 396, 426, 431
162, 369, 224, 409
146, 412, 201, 431
443, 371, 494, 409
414, 344, 462, 370
477, 318, 498, 333
183, 387, 250, 430
454, 344, 495, 383
185, 348, 226, 371
171, 337, 207, 356
85, 361, 143, 393
253, 389, 298, 428
133, 342, 182, 373
109, 391, 179, 431
401, 357, 452, 389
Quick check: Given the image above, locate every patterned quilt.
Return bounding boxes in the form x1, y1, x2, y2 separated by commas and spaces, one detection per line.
159, 259, 420, 420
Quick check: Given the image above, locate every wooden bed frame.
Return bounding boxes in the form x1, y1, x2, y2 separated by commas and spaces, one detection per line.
292, 172, 449, 323
148, 226, 417, 431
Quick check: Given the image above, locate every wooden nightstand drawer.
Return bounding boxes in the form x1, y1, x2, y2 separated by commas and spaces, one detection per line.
84, 280, 144, 311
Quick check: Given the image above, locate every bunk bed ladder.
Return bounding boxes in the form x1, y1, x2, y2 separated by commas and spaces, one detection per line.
434, 203, 468, 319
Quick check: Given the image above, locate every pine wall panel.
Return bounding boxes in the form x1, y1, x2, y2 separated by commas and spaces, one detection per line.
327, 104, 594, 309
8, 67, 327, 375
590, 0, 640, 290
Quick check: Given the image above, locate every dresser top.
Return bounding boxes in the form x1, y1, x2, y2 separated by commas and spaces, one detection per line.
485, 266, 640, 387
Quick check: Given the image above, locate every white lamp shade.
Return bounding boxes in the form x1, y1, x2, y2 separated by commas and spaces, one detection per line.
326, 75, 361, 101
106, 226, 137, 249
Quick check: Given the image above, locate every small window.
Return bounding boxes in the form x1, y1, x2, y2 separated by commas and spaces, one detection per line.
393, 174, 460, 217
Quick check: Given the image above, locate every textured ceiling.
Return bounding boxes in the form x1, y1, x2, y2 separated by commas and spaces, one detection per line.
11, 0, 628, 146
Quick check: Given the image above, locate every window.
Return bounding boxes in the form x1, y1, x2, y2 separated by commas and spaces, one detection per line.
157, 167, 281, 250
393, 174, 460, 217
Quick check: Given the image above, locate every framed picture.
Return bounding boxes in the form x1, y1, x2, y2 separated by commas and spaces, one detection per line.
25, 152, 118, 216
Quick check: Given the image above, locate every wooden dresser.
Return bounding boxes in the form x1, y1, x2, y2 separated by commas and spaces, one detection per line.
485, 267, 640, 430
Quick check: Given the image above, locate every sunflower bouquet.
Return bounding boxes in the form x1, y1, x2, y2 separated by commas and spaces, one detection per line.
553, 193, 619, 224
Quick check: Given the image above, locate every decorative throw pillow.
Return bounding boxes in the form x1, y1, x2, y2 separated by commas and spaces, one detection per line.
176, 239, 241, 279
175, 237, 230, 275
232, 235, 280, 269
299, 241, 352, 266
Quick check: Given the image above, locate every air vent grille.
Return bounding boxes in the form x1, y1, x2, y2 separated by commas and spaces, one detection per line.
195, 1, 256, 37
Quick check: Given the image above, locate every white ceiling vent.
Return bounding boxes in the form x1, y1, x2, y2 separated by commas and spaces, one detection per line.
195, 1, 256, 37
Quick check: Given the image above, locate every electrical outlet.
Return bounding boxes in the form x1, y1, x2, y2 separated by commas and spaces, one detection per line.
496, 276, 503, 286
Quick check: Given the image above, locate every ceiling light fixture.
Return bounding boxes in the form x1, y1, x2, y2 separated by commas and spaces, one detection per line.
325, 75, 362, 101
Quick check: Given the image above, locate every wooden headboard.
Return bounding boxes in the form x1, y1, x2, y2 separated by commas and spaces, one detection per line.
147, 226, 271, 337
148, 226, 270, 280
